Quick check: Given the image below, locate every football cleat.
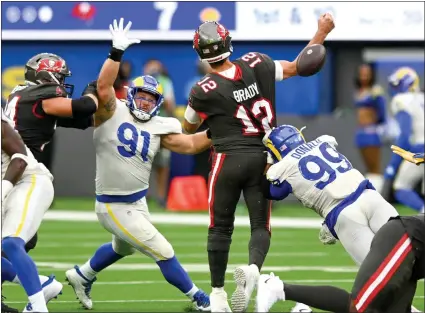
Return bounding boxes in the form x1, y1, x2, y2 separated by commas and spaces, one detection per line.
1, 296, 18, 313
210, 289, 232, 312
192, 290, 211, 311
291, 302, 312, 312
256, 273, 284, 312
231, 264, 260, 312
65, 265, 97, 309
24, 274, 63, 310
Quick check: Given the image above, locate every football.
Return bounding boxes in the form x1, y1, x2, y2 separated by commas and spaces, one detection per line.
296, 44, 327, 77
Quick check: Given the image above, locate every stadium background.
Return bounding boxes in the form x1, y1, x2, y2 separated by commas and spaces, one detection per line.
1, 1, 424, 311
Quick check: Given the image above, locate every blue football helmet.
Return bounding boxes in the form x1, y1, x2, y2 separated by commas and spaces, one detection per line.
263, 125, 306, 163
126, 75, 164, 122
388, 67, 420, 96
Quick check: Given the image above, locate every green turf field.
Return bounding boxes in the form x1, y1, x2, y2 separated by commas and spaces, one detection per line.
2, 198, 424, 312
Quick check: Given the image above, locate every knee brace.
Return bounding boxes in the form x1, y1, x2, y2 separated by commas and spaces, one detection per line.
25, 233, 38, 252
147, 234, 174, 260
112, 239, 136, 257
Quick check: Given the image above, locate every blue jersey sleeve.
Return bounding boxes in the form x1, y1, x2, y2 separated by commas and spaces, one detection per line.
385, 110, 412, 178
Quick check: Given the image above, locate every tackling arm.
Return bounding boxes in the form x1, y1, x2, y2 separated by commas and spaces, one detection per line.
161, 130, 211, 154
276, 13, 335, 80
1, 120, 28, 201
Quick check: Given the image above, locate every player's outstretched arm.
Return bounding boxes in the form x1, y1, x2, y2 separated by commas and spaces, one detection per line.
276, 13, 335, 80
161, 130, 211, 154
1, 119, 28, 201
93, 18, 140, 126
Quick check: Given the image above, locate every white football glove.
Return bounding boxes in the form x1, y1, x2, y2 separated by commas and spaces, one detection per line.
109, 18, 140, 51
319, 223, 337, 245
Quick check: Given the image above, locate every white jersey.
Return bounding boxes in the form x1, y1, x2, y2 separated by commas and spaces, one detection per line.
267, 135, 366, 218
93, 100, 182, 196
1, 110, 51, 180
391, 92, 424, 145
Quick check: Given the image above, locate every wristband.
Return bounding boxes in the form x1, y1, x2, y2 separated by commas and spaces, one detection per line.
108, 47, 124, 62
206, 129, 212, 139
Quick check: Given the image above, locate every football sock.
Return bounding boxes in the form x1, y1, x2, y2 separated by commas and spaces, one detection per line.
284, 283, 350, 312
27, 290, 48, 312
1, 257, 16, 283
185, 285, 200, 300
157, 256, 194, 294
248, 228, 270, 269
81, 243, 124, 280
2, 237, 43, 297
395, 189, 424, 212
207, 229, 232, 288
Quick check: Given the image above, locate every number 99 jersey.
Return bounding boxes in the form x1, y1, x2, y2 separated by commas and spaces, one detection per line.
267, 135, 367, 218
93, 100, 182, 197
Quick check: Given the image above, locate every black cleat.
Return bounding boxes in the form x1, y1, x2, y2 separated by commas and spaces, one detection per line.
1, 296, 19, 313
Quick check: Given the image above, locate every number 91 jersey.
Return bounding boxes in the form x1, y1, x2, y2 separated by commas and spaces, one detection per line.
267, 135, 367, 218
93, 100, 182, 196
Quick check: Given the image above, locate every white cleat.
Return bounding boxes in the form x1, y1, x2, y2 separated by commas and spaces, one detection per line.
24, 275, 62, 311
40, 275, 63, 304
231, 264, 260, 312
291, 302, 312, 312
65, 266, 96, 310
210, 289, 232, 312
256, 273, 285, 313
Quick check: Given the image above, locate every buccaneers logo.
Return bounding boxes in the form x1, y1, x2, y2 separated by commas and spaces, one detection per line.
36, 58, 65, 73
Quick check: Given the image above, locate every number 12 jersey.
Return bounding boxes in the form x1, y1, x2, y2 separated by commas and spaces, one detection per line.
189, 52, 279, 154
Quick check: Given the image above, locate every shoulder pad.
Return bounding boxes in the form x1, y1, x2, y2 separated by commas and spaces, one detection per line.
188, 86, 208, 110
317, 135, 338, 148
371, 85, 384, 97
391, 94, 410, 114
150, 116, 182, 135
28, 83, 67, 100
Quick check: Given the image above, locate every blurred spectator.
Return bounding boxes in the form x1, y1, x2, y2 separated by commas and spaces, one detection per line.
143, 59, 176, 207
353, 63, 387, 192
115, 60, 133, 99
184, 60, 212, 183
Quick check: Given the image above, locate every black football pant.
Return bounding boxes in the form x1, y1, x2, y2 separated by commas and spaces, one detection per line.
283, 218, 422, 313
207, 152, 271, 288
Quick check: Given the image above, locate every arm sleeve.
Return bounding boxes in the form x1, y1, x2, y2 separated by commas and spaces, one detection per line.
184, 105, 201, 124
274, 61, 284, 81
261, 174, 293, 200
57, 116, 93, 130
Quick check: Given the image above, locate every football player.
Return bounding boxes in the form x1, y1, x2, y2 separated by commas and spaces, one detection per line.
262, 125, 399, 265
64, 18, 211, 311
2, 48, 99, 257
1, 109, 62, 312
256, 214, 424, 313
383, 67, 424, 213
183, 14, 335, 313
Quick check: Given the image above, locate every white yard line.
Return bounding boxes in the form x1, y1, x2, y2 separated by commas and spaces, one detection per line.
44, 210, 323, 228
6, 296, 424, 304
35, 261, 360, 272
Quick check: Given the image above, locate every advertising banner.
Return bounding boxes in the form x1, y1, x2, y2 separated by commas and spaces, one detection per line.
235, 2, 424, 41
